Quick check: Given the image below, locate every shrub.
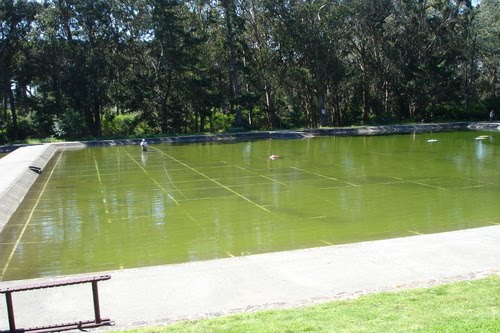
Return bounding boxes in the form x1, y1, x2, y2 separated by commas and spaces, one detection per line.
210, 109, 234, 132
52, 109, 86, 139
102, 113, 139, 137
133, 120, 156, 137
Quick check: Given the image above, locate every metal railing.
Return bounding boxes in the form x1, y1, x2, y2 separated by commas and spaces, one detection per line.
0, 275, 113, 333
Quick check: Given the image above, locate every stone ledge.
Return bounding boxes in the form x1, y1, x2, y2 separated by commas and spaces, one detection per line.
1, 122, 498, 154
0, 145, 57, 229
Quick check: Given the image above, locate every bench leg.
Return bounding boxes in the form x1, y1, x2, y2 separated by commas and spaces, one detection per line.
5, 291, 16, 333
91, 281, 102, 324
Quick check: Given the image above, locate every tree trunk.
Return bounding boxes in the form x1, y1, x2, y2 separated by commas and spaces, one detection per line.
199, 111, 206, 132
93, 101, 102, 137
84, 107, 94, 137
362, 76, 370, 124
161, 98, 168, 133
58, 0, 73, 41
17, 82, 29, 115
7, 83, 18, 140
222, 0, 243, 127
491, 67, 497, 98
52, 57, 64, 116
264, 84, 278, 129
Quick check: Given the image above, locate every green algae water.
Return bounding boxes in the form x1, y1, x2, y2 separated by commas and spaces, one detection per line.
1, 131, 499, 281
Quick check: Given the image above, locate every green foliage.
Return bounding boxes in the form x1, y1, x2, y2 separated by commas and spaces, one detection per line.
481, 95, 500, 117
276, 101, 305, 129
0, 0, 498, 142
52, 110, 86, 140
0, 125, 7, 144
426, 104, 466, 122
210, 109, 234, 133
102, 112, 139, 137
101, 111, 159, 138
13, 113, 38, 140
133, 120, 156, 137
2, 112, 38, 141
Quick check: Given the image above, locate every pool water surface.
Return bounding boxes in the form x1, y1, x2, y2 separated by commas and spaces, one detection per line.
0, 131, 499, 281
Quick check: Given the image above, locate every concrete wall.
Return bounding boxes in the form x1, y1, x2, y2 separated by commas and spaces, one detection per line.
0, 144, 57, 230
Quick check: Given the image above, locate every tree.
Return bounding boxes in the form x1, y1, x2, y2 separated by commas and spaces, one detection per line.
141, 0, 202, 133
474, 0, 499, 107
221, 0, 245, 128
0, 0, 39, 140
0, 0, 495, 142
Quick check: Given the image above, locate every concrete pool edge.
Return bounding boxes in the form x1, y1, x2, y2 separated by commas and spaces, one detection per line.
0, 144, 57, 229
1, 122, 498, 154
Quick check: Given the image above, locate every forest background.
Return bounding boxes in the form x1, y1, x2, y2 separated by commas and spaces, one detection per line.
0, 0, 498, 142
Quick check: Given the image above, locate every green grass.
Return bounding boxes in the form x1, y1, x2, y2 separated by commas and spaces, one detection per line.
116, 275, 500, 333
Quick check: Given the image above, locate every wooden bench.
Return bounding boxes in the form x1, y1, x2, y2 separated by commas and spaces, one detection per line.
0, 275, 113, 333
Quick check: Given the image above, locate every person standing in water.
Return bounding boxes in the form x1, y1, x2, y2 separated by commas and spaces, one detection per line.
140, 139, 148, 151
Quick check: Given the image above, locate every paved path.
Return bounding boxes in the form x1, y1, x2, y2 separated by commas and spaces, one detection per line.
0, 225, 499, 330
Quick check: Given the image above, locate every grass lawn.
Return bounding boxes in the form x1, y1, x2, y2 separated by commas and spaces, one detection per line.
114, 274, 499, 333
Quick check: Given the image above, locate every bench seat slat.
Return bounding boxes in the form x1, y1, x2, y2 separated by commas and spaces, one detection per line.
0, 274, 111, 294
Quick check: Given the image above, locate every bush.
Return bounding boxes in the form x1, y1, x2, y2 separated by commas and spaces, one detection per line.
0, 126, 7, 144
425, 104, 461, 121
210, 109, 234, 132
5, 113, 38, 141
102, 113, 138, 137
426, 103, 494, 122
133, 120, 156, 137
52, 109, 86, 139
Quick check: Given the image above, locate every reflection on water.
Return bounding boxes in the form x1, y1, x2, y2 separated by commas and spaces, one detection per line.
474, 135, 495, 161
141, 151, 148, 165
1, 131, 499, 281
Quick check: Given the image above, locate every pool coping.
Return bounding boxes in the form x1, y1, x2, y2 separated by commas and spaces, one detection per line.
1, 122, 499, 154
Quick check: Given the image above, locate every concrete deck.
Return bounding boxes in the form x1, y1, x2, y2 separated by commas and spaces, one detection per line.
0, 225, 498, 330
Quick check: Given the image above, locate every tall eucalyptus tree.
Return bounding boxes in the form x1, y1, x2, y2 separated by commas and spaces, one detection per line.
220, 0, 245, 127
145, 0, 204, 133
0, 0, 39, 140
474, 0, 499, 107
388, 0, 471, 120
